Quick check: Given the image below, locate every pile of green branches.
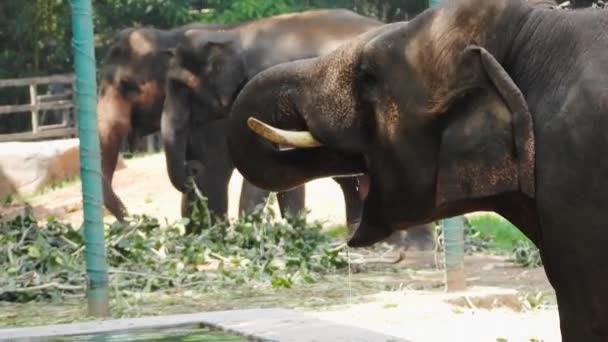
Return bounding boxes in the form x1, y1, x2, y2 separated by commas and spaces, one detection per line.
0, 199, 347, 303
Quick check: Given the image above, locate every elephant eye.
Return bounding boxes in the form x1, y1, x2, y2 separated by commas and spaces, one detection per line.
119, 79, 139, 96
357, 62, 379, 103
357, 62, 378, 88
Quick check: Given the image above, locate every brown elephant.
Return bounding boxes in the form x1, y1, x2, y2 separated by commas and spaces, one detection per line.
227, 0, 608, 339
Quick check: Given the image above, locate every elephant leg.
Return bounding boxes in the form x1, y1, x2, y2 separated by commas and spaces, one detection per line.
277, 186, 306, 219
380, 224, 435, 251
542, 251, 608, 341
97, 95, 131, 221
238, 179, 270, 217
332, 176, 363, 234
403, 223, 435, 251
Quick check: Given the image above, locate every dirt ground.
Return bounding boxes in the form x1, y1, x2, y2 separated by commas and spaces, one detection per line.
306, 252, 559, 342
24, 153, 349, 227
6, 153, 560, 341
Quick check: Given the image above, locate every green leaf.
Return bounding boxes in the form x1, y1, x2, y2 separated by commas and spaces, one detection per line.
271, 276, 293, 289
27, 245, 41, 259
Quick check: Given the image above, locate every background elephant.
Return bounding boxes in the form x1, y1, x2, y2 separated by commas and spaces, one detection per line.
97, 21, 311, 226
227, 0, 608, 339
95, 11, 379, 238
162, 9, 384, 233
97, 22, 237, 221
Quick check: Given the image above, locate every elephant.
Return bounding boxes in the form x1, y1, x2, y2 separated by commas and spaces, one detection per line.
162, 9, 389, 234
95, 11, 397, 239
97, 22, 239, 221
97, 21, 316, 225
226, 0, 608, 340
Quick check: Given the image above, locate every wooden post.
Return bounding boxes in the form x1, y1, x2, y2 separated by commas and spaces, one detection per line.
0, 74, 76, 142
29, 84, 39, 134
64, 78, 75, 126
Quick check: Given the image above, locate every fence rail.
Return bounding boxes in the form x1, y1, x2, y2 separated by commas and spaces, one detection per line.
0, 73, 159, 152
0, 74, 74, 88
0, 74, 77, 142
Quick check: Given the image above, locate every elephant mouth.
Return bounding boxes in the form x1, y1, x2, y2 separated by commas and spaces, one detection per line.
247, 116, 369, 178
247, 118, 323, 148
248, 117, 378, 246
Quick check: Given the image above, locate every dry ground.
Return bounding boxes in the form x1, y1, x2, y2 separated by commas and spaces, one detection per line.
24, 153, 349, 226
3, 153, 560, 341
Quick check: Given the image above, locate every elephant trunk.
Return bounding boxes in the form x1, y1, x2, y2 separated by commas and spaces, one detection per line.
97, 82, 131, 220
161, 84, 191, 192
227, 60, 366, 193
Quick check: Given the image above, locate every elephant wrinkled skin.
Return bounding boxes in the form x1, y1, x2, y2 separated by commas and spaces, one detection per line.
228, 0, 608, 339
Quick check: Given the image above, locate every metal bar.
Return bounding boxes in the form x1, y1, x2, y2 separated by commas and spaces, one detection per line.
71, 0, 109, 317
0, 74, 74, 88
442, 216, 466, 291
0, 101, 74, 115
0, 127, 77, 142
146, 134, 155, 152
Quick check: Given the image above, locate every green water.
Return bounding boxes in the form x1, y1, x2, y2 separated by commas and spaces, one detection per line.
51, 325, 248, 342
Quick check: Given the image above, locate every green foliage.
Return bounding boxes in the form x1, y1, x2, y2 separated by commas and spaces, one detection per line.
520, 291, 548, 311
203, 0, 304, 23
467, 214, 529, 251
0, 0, 72, 80
464, 213, 543, 268
512, 240, 543, 268
323, 225, 349, 239
0, 196, 347, 302
94, 0, 196, 47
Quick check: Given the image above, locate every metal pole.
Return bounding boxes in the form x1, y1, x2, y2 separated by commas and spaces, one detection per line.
442, 216, 466, 291
70, 0, 110, 316
427, 0, 467, 292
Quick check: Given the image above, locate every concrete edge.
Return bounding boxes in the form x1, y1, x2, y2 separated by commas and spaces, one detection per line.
0, 308, 408, 342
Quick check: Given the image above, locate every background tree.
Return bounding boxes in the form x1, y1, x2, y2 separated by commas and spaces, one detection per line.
0, 0, 590, 132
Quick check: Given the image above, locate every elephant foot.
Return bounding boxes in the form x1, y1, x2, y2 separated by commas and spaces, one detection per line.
347, 221, 393, 247
403, 224, 435, 251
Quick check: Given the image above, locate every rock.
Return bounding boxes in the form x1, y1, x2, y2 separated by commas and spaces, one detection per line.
0, 138, 125, 200
0, 166, 16, 200
0, 203, 34, 222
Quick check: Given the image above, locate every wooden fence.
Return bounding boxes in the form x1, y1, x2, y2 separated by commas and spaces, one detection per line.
0, 74, 161, 152
0, 74, 77, 143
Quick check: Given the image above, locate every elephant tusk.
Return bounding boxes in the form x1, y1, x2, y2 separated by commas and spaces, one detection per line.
247, 117, 322, 148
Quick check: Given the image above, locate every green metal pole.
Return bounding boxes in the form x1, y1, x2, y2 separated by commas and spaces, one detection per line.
428, 0, 467, 292
70, 0, 110, 316
442, 216, 466, 291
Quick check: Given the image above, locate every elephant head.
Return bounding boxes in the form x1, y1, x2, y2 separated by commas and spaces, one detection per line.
162, 30, 248, 192
228, 2, 535, 248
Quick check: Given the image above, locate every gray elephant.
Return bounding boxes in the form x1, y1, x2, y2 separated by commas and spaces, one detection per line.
227, 0, 608, 340
96, 19, 324, 227
97, 22, 237, 221
161, 9, 383, 232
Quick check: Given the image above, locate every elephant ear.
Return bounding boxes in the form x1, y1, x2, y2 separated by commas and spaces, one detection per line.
190, 30, 246, 108
435, 45, 535, 207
